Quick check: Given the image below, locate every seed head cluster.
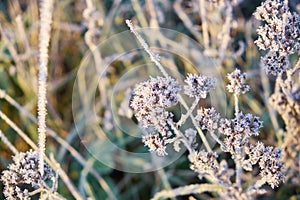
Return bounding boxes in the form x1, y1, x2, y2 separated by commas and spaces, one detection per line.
254, 0, 300, 76
219, 112, 263, 154
195, 107, 220, 131
188, 150, 218, 178
1, 150, 53, 200
142, 134, 167, 156
184, 74, 216, 99
226, 69, 250, 95
130, 76, 181, 136
262, 51, 289, 76
245, 142, 285, 189
254, 0, 299, 54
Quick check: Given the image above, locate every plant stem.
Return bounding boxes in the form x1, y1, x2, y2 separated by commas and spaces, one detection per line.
199, 0, 209, 50
37, 0, 54, 177
170, 123, 194, 153
209, 130, 225, 148
195, 126, 212, 152
234, 93, 239, 116
0, 129, 19, 155
233, 92, 242, 189
177, 97, 199, 126
235, 153, 242, 189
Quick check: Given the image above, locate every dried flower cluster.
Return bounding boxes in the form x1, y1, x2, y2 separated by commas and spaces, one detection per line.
142, 133, 167, 156
191, 70, 284, 194
130, 69, 284, 196
184, 74, 216, 99
131, 73, 216, 156
195, 107, 220, 131
226, 69, 250, 95
269, 92, 300, 133
254, 0, 300, 185
1, 150, 53, 200
219, 112, 263, 153
130, 76, 181, 136
268, 78, 300, 184
261, 51, 289, 76
245, 143, 285, 189
254, 0, 300, 75
188, 150, 218, 178
254, 0, 300, 54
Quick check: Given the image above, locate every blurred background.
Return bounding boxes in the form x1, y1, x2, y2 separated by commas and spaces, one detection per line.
0, 0, 299, 199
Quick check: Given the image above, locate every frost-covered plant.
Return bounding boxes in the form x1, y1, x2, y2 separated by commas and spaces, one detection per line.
254, 0, 300, 184
254, 0, 299, 75
184, 73, 216, 99
0, 0, 58, 199
130, 76, 181, 137
126, 19, 285, 199
1, 150, 60, 200
37, 0, 54, 177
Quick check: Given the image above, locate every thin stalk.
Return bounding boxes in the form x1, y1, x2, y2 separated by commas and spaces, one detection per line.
0, 110, 37, 148
235, 153, 242, 189
208, 130, 225, 148
126, 20, 168, 78
83, 0, 107, 106
177, 97, 200, 126
234, 93, 239, 116
218, 1, 233, 62
37, 0, 54, 177
157, 169, 175, 200
131, 0, 148, 27
28, 188, 44, 197
194, 126, 212, 152
247, 178, 266, 192
199, 0, 210, 49
233, 92, 242, 189
170, 123, 194, 153
0, 129, 19, 155
174, 0, 203, 42
146, 0, 159, 27
260, 64, 280, 138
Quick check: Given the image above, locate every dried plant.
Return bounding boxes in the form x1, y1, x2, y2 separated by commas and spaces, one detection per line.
126, 19, 285, 199
254, 0, 300, 185
1, 150, 61, 200
37, 0, 54, 178
0, 0, 299, 199
0, 0, 62, 199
